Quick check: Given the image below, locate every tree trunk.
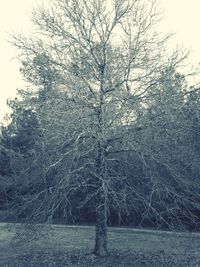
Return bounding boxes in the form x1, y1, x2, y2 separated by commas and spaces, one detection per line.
94, 63, 108, 256
94, 202, 108, 256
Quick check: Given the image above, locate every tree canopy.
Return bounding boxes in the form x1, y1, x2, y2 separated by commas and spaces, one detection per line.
1, 0, 200, 256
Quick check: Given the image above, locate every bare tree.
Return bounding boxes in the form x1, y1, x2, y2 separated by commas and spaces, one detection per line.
11, 0, 185, 256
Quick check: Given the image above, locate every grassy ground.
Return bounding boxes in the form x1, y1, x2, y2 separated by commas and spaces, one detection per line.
0, 223, 200, 266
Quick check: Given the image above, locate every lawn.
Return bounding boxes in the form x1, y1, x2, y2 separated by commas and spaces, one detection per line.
0, 223, 200, 266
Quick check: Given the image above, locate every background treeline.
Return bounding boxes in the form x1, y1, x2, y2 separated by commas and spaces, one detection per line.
1, 59, 200, 231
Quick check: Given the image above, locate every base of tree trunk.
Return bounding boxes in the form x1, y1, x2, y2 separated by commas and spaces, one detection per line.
93, 250, 108, 257
93, 224, 108, 256
93, 234, 108, 256
94, 204, 108, 257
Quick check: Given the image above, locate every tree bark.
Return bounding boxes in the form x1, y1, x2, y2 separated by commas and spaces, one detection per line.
93, 142, 108, 256
93, 108, 108, 256
94, 201, 108, 256
93, 58, 108, 256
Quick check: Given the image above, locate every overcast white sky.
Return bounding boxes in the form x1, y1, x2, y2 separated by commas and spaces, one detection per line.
1, 0, 200, 122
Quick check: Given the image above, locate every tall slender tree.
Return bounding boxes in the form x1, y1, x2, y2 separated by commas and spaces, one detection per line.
11, 0, 187, 255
